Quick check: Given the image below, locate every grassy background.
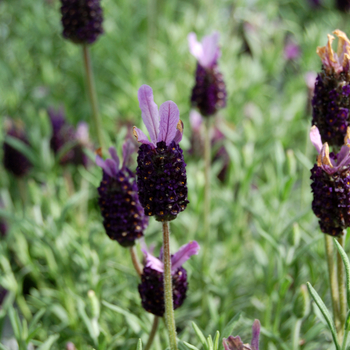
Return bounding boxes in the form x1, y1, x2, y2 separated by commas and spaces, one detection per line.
1, 0, 350, 349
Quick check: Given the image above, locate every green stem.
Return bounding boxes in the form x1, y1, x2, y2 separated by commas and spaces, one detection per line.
204, 118, 211, 239
338, 234, 347, 343
144, 316, 159, 350
292, 318, 302, 350
342, 329, 349, 350
162, 221, 178, 350
82, 44, 104, 149
130, 246, 143, 278
325, 235, 341, 337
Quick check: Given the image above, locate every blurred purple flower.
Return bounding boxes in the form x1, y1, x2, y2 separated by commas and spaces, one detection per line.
48, 107, 92, 167
284, 40, 300, 61
0, 287, 7, 306
336, 0, 350, 12
134, 85, 189, 222
3, 119, 32, 177
138, 241, 200, 316
310, 126, 350, 236
96, 141, 148, 247
189, 32, 227, 117
223, 319, 261, 350
60, 0, 104, 44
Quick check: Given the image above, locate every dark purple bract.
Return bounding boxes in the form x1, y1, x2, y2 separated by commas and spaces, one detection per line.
60, 0, 103, 44
138, 265, 188, 317
136, 141, 189, 222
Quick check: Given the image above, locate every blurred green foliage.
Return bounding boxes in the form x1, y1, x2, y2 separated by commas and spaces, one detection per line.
1, 0, 350, 349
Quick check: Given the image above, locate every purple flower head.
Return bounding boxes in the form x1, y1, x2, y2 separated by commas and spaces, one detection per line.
96, 141, 148, 247
60, 0, 104, 45
3, 119, 32, 177
223, 319, 261, 350
312, 32, 350, 147
188, 32, 227, 117
138, 241, 200, 316
284, 40, 300, 61
310, 126, 350, 236
134, 85, 189, 222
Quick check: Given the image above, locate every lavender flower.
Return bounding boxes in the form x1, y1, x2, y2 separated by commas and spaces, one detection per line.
284, 40, 300, 61
223, 319, 261, 350
3, 119, 32, 177
188, 32, 227, 117
96, 141, 148, 247
310, 126, 350, 236
60, 0, 103, 45
138, 241, 200, 316
48, 108, 92, 167
312, 30, 350, 147
133, 85, 189, 222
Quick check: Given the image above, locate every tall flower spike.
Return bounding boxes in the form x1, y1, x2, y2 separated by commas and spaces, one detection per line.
3, 119, 32, 177
310, 125, 350, 236
312, 30, 350, 147
223, 319, 261, 350
97, 141, 148, 247
138, 241, 200, 317
134, 85, 189, 222
60, 0, 104, 45
188, 32, 227, 117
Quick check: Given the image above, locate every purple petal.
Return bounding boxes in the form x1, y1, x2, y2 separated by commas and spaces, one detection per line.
222, 336, 244, 350
76, 122, 89, 143
171, 241, 200, 272
138, 85, 159, 144
108, 147, 120, 170
251, 319, 261, 350
133, 126, 155, 147
188, 32, 204, 61
142, 249, 164, 273
190, 110, 203, 132
201, 31, 220, 68
310, 126, 322, 154
122, 140, 135, 168
105, 159, 118, 177
157, 101, 180, 145
96, 155, 114, 177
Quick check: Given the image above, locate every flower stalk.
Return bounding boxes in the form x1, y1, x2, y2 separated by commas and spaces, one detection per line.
162, 221, 178, 350
130, 246, 143, 277
144, 316, 159, 350
82, 44, 104, 149
337, 234, 347, 342
325, 235, 341, 335
204, 118, 211, 240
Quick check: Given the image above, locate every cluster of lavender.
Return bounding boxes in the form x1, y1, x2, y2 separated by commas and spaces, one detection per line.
310, 30, 350, 237
96, 85, 199, 318
48, 107, 92, 167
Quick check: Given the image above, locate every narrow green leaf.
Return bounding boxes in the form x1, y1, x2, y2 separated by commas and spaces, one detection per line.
334, 239, 350, 308
8, 306, 21, 340
307, 282, 340, 350
37, 334, 60, 350
207, 335, 214, 350
182, 341, 200, 350
136, 339, 142, 350
213, 331, 220, 350
192, 322, 208, 350
222, 312, 241, 339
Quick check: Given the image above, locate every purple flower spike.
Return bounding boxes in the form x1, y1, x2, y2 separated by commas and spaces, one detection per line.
223, 319, 261, 350
60, 0, 103, 45
97, 141, 148, 247
188, 32, 226, 117
284, 40, 300, 61
312, 30, 350, 147
3, 119, 32, 177
134, 85, 189, 222
138, 241, 200, 316
310, 126, 350, 236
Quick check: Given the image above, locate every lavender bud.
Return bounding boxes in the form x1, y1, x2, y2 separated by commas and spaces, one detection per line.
312, 30, 350, 147
3, 119, 32, 177
60, 0, 104, 45
97, 145, 148, 247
